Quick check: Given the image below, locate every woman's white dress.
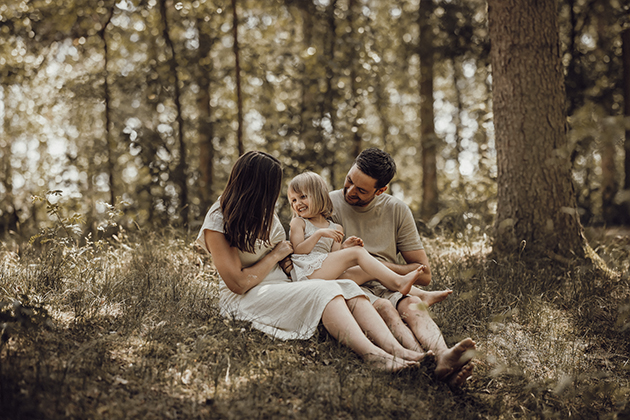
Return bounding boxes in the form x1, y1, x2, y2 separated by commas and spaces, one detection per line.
290, 218, 335, 282
196, 201, 366, 340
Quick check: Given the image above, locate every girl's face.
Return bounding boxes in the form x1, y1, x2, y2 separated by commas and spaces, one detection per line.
288, 188, 315, 218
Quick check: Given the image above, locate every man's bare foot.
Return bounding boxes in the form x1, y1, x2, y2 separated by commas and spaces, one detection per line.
417, 289, 452, 306
364, 353, 418, 372
434, 337, 476, 380
447, 361, 474, 388
398, 267, 423, 296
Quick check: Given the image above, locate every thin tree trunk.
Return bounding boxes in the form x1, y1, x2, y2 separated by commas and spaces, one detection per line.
159, 0, 189, 225
419, 0, 438, 220
452, 58, 463, 189
323, 0, 337, 188
299, 2, 320, 163
488, 0, 584, 257
232, 0, 244, 156
99, 7, 115, 206
197, 17, 215, 211
348, 0, 361, 158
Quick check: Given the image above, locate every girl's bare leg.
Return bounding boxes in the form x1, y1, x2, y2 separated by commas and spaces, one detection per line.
321, 296, 413, 372
310, 248, 422, 295
345, 296, 429, 362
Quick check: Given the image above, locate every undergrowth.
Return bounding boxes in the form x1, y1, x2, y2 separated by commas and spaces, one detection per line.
0, 193, 629, 419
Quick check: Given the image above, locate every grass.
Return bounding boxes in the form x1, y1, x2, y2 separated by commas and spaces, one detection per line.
1, 223, 629, 419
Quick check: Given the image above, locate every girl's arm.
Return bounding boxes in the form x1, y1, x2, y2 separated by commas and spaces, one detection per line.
289, 217, 318, 254
204, 230, 293, 295
289, 218, 343, 254
330, 223, 344, 252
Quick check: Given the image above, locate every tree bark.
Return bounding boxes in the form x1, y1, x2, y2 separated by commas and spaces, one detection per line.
621, 28, 630, 224
99, 7, 116, 206
488, 0, 584, 257
419, 0, 438, 220
623, 29, 630, 191
197, 17, 215, 212
159, 0, 189, 225
231, 0, 244, 156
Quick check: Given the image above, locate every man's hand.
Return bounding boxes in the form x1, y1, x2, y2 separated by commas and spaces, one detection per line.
279, 255, 293, 277
342, 236, 364, 249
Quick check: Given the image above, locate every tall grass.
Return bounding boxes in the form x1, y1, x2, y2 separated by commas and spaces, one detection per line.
1, 211, 629, 418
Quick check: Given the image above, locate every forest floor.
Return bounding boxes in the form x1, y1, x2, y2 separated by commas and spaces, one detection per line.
1, 225, 629, 419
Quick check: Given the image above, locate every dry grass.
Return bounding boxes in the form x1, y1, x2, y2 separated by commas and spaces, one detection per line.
1, 224, 630, 419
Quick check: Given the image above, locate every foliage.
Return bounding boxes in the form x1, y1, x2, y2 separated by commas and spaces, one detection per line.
5, 0, 626, 237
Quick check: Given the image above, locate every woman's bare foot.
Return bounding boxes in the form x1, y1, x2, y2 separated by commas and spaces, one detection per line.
363, 353, 418, 372
434, 337, 476, 380
398, 267, 423, 296
393, 348, 434, 363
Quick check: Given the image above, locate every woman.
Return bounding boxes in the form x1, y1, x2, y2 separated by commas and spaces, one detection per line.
196, 151, 428, 371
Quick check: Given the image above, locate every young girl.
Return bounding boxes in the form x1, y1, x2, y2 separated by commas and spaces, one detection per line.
288, 171, 423, 295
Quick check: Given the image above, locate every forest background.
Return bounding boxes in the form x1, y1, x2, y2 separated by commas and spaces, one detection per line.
2, 0, 630, 418
1, 0, 627, 236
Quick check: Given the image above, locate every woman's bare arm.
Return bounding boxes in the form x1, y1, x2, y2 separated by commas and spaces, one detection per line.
205, 230, 293, 295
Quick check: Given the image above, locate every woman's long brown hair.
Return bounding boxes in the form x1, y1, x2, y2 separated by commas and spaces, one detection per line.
220, 151, 282, 253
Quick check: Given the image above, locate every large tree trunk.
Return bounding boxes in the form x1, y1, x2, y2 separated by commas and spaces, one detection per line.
488, 0, 584, 257
622, 28, 630, 223
419, 0, 438, 220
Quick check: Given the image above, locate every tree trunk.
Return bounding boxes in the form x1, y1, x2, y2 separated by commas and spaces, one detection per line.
159, 0, 189, 225
197, 17, 215, 212
601, 131, 619, 224
348, 0, 362, 158
299, 2, 320, 165
488, 0, 584, 257
621, 28, 630, 223
231, 0, 244, 156
419, 0, 438, 220
99, 7, 116, 206
323, 0, 337, 188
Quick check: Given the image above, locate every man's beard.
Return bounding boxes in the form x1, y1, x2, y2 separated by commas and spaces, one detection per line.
343, 187, 373, 207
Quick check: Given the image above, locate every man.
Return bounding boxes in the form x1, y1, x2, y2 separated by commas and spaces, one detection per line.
330, 148, 475, 386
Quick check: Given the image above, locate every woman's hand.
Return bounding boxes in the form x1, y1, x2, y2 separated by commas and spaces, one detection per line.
272, 240, 293, 261
206, 230, 291, 295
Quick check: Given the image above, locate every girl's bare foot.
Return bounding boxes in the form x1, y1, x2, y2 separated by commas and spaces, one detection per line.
364, 353, 418, 372
398, 267, 423, 296
434, 337, 476, 380
419, 289, 452, 306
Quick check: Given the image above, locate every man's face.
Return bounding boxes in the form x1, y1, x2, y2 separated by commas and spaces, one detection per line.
342, 165, 387, 207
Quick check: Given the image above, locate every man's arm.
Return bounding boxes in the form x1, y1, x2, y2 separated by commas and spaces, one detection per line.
381, 249, 431, 286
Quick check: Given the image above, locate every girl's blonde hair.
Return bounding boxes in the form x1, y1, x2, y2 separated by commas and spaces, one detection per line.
288, 171, 333, 219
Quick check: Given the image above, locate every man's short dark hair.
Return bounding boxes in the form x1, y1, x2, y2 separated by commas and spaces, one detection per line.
354, 148, 397, 189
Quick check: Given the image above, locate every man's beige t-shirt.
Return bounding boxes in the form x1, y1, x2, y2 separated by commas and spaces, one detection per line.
330, 189, 424, 305
330, 189, 423, 263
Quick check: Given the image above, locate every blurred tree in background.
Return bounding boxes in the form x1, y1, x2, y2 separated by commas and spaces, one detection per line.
0, 0, 628, 252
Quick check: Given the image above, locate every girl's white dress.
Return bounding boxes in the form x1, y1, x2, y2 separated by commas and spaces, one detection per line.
196, 201, 366, 340
290, 218, 335, 282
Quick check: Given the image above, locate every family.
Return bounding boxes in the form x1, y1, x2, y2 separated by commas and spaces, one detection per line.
196, 148, 475, 386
